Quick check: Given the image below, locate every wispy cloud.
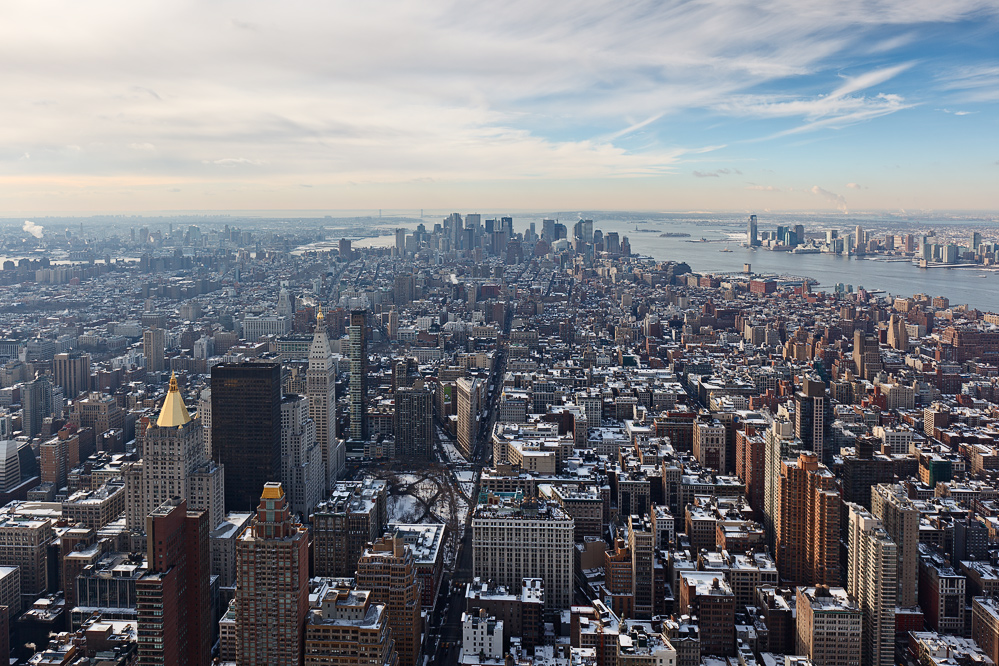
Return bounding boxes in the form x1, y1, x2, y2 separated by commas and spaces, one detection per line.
811, 185, 848, 211
0, 1, 994, 209
693, 168, 742, 178
202, 158, 268, 167
937, 65, 999, 102
746, 185, 781, 191
719, 63, 916, 138
846, 182, 862, 189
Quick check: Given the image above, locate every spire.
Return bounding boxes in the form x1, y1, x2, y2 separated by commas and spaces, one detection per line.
156, 372, 192, 428
316, 304, 324, 321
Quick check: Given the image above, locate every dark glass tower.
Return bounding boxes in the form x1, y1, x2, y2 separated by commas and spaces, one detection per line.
211, 362, 282, 512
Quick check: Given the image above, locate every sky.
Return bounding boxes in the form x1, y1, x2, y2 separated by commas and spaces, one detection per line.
0, 1, 997, 214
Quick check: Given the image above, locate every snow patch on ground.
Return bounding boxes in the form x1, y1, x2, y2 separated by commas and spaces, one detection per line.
387, 494, 421, 523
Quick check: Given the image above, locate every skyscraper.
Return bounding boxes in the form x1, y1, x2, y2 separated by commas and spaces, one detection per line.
846, 504, 897, 666
629, 515, 655, 619
21, 375, 52, 439
211, 362, 282, 512
136, 498, 211, 666
52, 352, 90, 399
125, 374, 224, 532
236, 483, 310, 666
795, 376, 830, 464
763, 419, 799, 548
853, 329, 883, 379
348, 310, 368, 445
356, 535, 423, 666
871, 483, 919, 607
887, 313, 909, 351
280, 394, 323, 517
308, 307, 343, 489
143, 327, 166, 373
277, 288, 294, 319
747, 214, 759, 247
395, 228, 407, 257
393, 386, 433, 457
776, 452, 841, 587
456, 377, 483, 459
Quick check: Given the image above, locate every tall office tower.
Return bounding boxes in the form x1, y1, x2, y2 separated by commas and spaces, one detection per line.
445, 212, 463, 250
125, 374, 224, 532
605, 231, 621, 254
236, 483, 310, 666
136, 498, 211, 666
852, 329, 882, 379
198, 388, 212, 458
356, 535, 423, 666
776, 452, 841, 587
870, 483, 919, 607
280, 394, 323, 518
386, 309, 399, 341
308, 307, 343, 490
21, 375, 53, 439
796, 586, 862, 666
305, 585, 398, 666
693, 418, 726, 470
795, 377, 830, 464
394, 386, 433, 457
39, 436, 67, 489
887, 313, 909, 351
456, 377, 483, 459
348, 310, 368, 444
846, 504, 897, 666
395, 228, 407, 257
541, 219, 556, 242
312, 479, 388, 578
854, 225, 865, 253
472, 494, 574, 612
793, 224, 805, 246
393, 273, 415, 305
277, 288, 294, 319
629, 515, 655, 619
971, 231, 982, 253
747, 214, 759, 246
143, 327, 166, 373
763, 419, 799, 549
211, 362, 282, 512
52, 352, 90, 399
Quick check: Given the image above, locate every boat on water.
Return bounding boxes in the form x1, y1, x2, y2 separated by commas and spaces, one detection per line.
719, 247, 733, 253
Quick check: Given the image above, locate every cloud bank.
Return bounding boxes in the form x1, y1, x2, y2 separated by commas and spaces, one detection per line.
0, 0, 994, 210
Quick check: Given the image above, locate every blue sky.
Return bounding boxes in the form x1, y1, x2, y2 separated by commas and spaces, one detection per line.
0, 0, 996, 213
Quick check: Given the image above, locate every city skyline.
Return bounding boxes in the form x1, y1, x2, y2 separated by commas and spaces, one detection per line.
0, 1, 997, 213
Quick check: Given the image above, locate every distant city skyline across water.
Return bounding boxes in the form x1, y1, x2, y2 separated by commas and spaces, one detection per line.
3, 207, 997, 311
347, 211, 999, 312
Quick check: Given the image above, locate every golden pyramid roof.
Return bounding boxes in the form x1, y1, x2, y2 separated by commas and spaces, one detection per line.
260, 482, 284, 499
156, 373, 192, 428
